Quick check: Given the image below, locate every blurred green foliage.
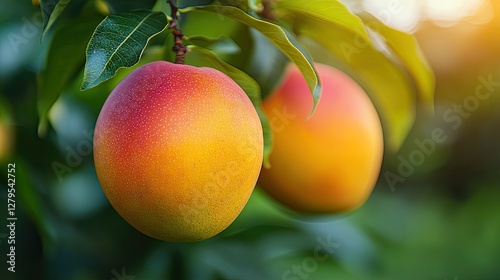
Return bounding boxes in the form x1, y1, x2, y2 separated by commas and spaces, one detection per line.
0, 0, 500, 279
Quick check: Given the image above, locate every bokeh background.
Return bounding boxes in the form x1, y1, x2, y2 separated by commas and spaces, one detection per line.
1, 0, 500, 279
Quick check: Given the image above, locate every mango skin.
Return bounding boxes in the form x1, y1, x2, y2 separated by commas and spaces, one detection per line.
259, 63, 383, 213
94, 61, 263, 242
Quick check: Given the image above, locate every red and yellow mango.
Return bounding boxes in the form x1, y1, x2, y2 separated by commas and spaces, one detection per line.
94, 61, 263, 242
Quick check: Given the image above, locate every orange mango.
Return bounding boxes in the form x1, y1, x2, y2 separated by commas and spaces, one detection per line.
94, 61, 263, 242
259, 63, 383, 213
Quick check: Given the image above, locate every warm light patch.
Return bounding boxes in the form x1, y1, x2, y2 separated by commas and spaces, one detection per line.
361, 0, 491, 31
423, 0, 491, 26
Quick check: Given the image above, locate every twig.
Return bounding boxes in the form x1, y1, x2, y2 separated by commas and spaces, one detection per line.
168, 0, 188, 64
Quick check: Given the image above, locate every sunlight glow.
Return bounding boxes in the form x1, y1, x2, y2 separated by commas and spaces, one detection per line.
361, 0, 491, 32
423, 0, 491, 27
362, 0, 421, 32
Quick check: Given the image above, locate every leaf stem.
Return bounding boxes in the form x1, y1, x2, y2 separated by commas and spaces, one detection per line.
168, 0, 187, 64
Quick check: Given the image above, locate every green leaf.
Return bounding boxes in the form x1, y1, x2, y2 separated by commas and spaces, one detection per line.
358, 12, 435, 110
185, 35, 240, 55
274, 0, 371, 42
81, 10, 168, 90
213, 0, 264, 13
186, 45, 273, 167
180, 5, 321, 114
42, 0, 72, 38
178, 0, 213, 9
213, 0, 250, 11
104, 0, 158, 13
40, 0, 59, 28
179, 7, 253, 70
274, 0, 421, 150
244, 29, 288, 99
38, 6, 105, 136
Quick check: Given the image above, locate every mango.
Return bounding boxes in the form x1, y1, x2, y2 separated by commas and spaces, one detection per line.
259, 63, 383, 213
94, 61, 263, 242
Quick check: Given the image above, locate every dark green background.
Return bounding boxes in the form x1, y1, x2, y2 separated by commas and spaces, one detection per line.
1, 0, 500, 279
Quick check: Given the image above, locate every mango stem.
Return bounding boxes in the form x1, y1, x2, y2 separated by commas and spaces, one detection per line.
168, 0, 188, 64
